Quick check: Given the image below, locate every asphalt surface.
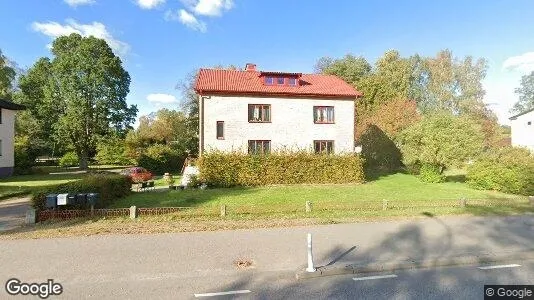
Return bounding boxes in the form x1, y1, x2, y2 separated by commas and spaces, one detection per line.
1, 215, 533, 299
0, 197, 29, 231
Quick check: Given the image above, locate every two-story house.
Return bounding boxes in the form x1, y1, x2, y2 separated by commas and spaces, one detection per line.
194, 64, 361, 155
510, 108, 534, 152
0, 99, 25, 177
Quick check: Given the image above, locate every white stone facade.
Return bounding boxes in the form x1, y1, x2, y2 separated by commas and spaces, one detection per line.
200, 95, 355, 154
0, 108, 16, 172
510, 109, 534, 151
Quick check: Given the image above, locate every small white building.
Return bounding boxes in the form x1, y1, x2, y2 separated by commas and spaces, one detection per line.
0, 99, 25, 177
194, 64, 361, 154
510, 108, 534, 152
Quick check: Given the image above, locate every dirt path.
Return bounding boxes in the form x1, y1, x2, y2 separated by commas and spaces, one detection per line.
0, 196, 30, 231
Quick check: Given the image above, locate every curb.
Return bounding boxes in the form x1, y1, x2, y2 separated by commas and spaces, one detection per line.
296, 250, 534, 280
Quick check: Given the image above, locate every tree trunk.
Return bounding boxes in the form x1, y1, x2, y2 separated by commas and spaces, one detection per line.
78, 151, 89, 170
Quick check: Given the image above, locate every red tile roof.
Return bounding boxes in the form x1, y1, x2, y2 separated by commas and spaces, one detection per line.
195, 68, 362, 99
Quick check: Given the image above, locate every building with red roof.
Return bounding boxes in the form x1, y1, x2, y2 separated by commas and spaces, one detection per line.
195, 64, 361, 154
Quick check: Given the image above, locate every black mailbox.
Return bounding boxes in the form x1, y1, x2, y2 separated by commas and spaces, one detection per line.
45, 194, 58, 209
75, 193, 87, 206
87, 193, 100, 206
67, 193, 76, 205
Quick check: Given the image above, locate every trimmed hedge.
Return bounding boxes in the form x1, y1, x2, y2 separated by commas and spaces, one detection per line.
198, 151, 365, 187
32, 174, 133, 210
466, 147, 534, 195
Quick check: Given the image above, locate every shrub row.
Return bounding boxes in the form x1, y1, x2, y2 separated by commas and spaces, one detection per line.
198, 151, 365, 187
466, 147, 534, 195
32, 173, 133, 210
137, 144, 185, 175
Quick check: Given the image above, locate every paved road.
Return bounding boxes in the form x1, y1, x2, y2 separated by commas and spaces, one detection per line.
0, 197, 29, 232
1, 215, 533, 299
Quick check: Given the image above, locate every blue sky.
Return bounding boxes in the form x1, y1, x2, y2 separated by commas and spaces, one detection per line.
1, 0, 534, 125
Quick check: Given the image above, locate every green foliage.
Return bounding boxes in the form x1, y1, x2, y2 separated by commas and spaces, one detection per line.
314, 54, 371, 86
359, 125, 403, 174
13, 136, 37, 175
198, 151, 365, 187
418, 163, 445, 183
398, 113, 485, 174
466, 147, 534, 195
0, 49, 16, 99
138, 144, 184, 175
59, 151, 79, 167
512, 71, 534, 114
95, 136, 134, 165
18, 34, 137, 169
317, 49, 490, 120
31, 174, 132, 210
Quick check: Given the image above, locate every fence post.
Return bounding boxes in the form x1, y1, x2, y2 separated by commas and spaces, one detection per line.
25, 208, 36, 225
382, 200, 388, 211
305, 201, 312, 213
460, 198, 467, 207
529, 196, 534, 207
129, 206, 137, 219
90, 204, 94, 217
220, 204, 226, 217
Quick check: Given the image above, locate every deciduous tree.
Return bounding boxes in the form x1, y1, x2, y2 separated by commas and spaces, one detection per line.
512, 71, 534, 114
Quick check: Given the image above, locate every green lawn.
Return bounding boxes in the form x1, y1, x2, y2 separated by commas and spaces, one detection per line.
0, 173, 87, 199
110, 173, 531, 217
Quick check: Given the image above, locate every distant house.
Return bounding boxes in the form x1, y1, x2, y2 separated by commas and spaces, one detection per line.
0, 99, 25, 177
510, 108, 534, 151
194, 64, 362, 155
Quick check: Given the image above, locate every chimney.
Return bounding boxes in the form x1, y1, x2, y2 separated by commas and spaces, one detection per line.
245, 63, 257, 71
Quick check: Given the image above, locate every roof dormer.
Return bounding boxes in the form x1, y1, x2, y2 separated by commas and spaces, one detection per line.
260, 71, 302, 87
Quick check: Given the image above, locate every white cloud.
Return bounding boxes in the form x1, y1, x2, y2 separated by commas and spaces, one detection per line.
31, 19, 130, 57
503, 52, 534, 73
136, 0, 166, 9
147, 93, 178, 104
190, 0, 234, 16
64, 0, 95, 7
165, 9, 207, 32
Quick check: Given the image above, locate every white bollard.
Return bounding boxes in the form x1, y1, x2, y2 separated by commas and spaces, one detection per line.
306, 233, 316, 272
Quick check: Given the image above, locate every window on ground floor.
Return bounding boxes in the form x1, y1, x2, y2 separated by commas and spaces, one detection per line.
313, 106, 335, 124
248, 140, 271, 155
248, 104, 271, 122
216, 121, 224, 139
314, 140, 334, 154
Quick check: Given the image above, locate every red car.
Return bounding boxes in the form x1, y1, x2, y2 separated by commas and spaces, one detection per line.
120, 167, 153, 182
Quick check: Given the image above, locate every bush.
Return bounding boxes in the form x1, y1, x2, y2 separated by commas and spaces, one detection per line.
14, 136, 35, 175
198, 151, 365, 187
398, 113, 484, 180
138, 144, 184, 175
359, 124, 403, 174
418, 163, 445, 183
31, 174, 132, 210
59, 151, 79, 167
466, 147, 534, 195
95, 136, 135, 166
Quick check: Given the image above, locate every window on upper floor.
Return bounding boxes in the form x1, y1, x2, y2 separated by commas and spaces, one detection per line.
528, 121, 532, 125
216, 121, 224, 139
314, 140, 334, 154
248, 104, 271, 122
248, 140, 270, 155
313, 106, 335, 124
264, 77, 274, 85
276, 77, 284, 85
288, 78, 297, 86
